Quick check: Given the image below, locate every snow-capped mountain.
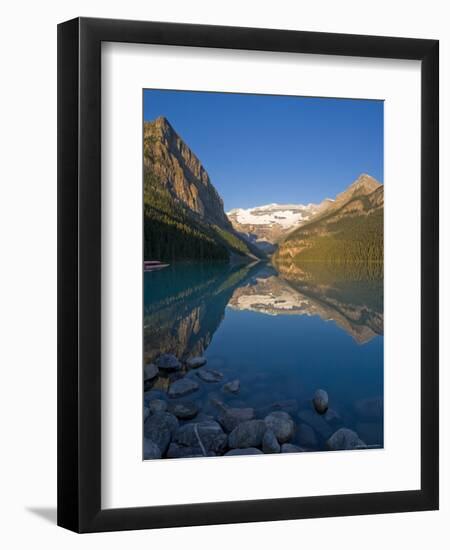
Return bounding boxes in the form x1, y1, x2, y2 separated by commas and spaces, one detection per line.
227, 201, 334, 253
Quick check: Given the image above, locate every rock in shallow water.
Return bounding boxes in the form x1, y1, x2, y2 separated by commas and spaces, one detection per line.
228, 419, 266, 449
225, 448, 263, 456
262, 429, 281, 453
264, 411, 295, 444
196, 369, 224, 383
143, 438, 162, 459
144, 412, 179, 455
168, 401, 199, 420
312, 389, 329, 415
174, 420, 227, 454
326, 428, 366, 451
186, 357, 207, 369
144, 362, 159, 381
222, 379, 240, 394
218, 407, 255, 433
148, 399, 167, 414
168, 378, 199, 398
155, 353, 182, 372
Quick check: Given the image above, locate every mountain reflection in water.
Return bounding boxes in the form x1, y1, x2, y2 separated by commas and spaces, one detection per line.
144, 260, 384, 452
144, 261, 383, 363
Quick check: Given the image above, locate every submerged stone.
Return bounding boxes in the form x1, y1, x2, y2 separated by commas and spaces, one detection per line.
186, 357, 207, 369
168, 378, 199, 398
228, 419, 266, 449
264, 411, 295, 444
326, 428, 366, 451
312, 389, 329, 415
196, 369, 224, 383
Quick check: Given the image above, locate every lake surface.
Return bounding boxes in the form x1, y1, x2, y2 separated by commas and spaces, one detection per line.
143, 260, 384, 454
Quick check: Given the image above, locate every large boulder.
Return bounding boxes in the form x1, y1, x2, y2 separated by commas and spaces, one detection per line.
144, 412, 179, 455
262, 429, 281, 453
143, 438, 162, 460
264, 411, 295, 444
174, 420, 227, 455
218, 407, 255, 433
312, 389, 329, 415
168, 401, 199, 420
327, 428, 366, 451
144, 362, 159, 382
155, 353, 182, 372
168, 377, 199, 398
148, 399, 167, 414
228, 419, 266, 449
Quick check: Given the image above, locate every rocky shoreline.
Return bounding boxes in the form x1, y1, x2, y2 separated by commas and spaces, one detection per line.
143, 353, 374, 460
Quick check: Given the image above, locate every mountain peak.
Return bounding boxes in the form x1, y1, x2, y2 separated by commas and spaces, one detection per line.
348, 173, 382, 193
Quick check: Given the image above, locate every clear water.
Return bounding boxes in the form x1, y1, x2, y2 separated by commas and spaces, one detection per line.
144, 261, 384, 451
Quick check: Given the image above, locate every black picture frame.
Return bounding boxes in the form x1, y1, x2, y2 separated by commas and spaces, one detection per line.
57, 17, 439, 533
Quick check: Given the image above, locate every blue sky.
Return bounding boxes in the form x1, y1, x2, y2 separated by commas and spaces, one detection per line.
144, 89, 383, 211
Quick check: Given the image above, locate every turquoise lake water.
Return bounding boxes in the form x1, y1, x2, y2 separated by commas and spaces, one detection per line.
143, 261, 384, 450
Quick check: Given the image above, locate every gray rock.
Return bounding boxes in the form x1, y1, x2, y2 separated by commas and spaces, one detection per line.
312, 389, 329, 415
228, 419, 266, 449
218, 407, 255, 433
175, 420, 227, 454
143, 389, 166, 406
144, 412, 179, 455
264, 411, 295, 444
326, 428, 366, 451
262, 429, 281, 453
225, 448, 263, 456
196, 369, 224, 383
168, 378, 199, 398
144, 362, 159, 381
186, 357, 207, 369
166, 443, 215, 458
223, 379, 240, 394
148, 399, 167, 414
298, 409, 333, 439
296, 423, 318, 448
143, 438, 162, 460
281, 443, 305, 453
155, 353, 182, 372
143, 406, 150, 420
168, 401, 199, 420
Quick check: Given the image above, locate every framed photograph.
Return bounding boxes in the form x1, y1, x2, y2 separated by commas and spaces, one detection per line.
57, 17, 439, 533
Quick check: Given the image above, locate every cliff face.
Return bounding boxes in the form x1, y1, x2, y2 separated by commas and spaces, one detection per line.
144, 116, 229, 226
143, 117, 263, 262
276, 174, 383, 264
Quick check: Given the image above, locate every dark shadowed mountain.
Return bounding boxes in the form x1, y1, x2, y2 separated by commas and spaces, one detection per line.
143, 116, 264, 262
